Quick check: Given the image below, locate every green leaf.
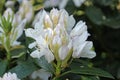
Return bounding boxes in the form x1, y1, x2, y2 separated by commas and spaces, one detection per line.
60, 60, 114, 79
103, 18, 120, 29
81, 75, 100, 80
85, 6, 105, 25
0, 0, 5, 13
9, 59, 38, 79
10, 46, 26, 58
95, 0, 115, 6
0, 60, 8, 76
34, 56, 55, 74
68, 67, 114, 79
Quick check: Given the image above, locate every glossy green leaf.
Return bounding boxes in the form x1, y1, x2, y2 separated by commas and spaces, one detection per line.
95, 0, 116, 6
0, 60, 8, 76
9, 60, 38, 79
34, 56, 55, 74
0, 0, 5, 13
66, 67, 114, 79
85, 6, 105, 25
81, 75, 100, 80
10, 46, 26, 58
103, 18, 120, 29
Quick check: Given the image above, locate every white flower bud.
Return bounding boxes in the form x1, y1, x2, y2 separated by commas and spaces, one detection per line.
3, 8, 14, 22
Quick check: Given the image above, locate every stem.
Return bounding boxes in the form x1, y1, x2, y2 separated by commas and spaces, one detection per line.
55, 61, 61, 77
6, 48, 11, 62
5, 36, 11, 62
53, 61, 61, 80
5, 46, 11, 70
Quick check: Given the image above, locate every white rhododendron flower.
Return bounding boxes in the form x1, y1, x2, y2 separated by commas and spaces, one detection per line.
0, 72, 20, 80
16, 0, 34, 23
44, 0, 86, 8
25, 8, 96, 63
30, 69, 52, 80
0, 8, 26, 46
73, 0, 86, 7
5, 0, 15, 8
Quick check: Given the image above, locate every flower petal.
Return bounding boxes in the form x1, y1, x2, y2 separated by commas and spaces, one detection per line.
73, 0, 85, 7
44, 48, 54, 63
80, 41, 96, 58
72, 42, 87, 58
67, 15, 76, 34
3, 8, 14, 21
44, 13, 53, 29
70, 21, 87, 37
28, 42, 37, 49
50, 8, 60, 26
59, 0, 69, 9
15, 19, 27, 40
25, 28, 41, 40
59, 45, 69, 60
30, 50, 44, 59
72, 31, 89, 48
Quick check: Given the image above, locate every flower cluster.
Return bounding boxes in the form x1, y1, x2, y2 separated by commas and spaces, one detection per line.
0, 0, 33, 47
0, 72, 20, 80
25, 8, 96, 64
0, 8, 26, 47
44, 0, 86, 8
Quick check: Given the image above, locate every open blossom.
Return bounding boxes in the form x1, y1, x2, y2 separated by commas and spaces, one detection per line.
0, 8, 26, 46
25, 8, 96, 63
44, 0, 86, 8
0, 72, 20, 80
5, 0, 33, 23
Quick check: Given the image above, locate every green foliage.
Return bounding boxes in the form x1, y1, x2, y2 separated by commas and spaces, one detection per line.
9, 59, 38, 79
0, 0, 119, 80
0, 14, 13, 35
69, 67, 114, 79
0, 0, 5, 13
10, 46, 26, 58
59, 59, 114, 79
81, 76, 100, 80
85, 6, 105, 25
0, 60, 8, 76
34, 56, 55, 74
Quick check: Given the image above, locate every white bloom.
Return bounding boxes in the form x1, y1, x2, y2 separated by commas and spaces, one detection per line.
70, 21, 95, 58
44, 0, 85, 8
17, 0, 34, 23
10, 19, 27, 46
3, 8, 13, 22
5, 1, 15, 8
0, 8, 27, 46
30, 69, 52, 80
25, 8, 96, 63
0, 72, 20, 80
44, 0, 60, 8
80, 41, 96, 58
73, 0, 86, 7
